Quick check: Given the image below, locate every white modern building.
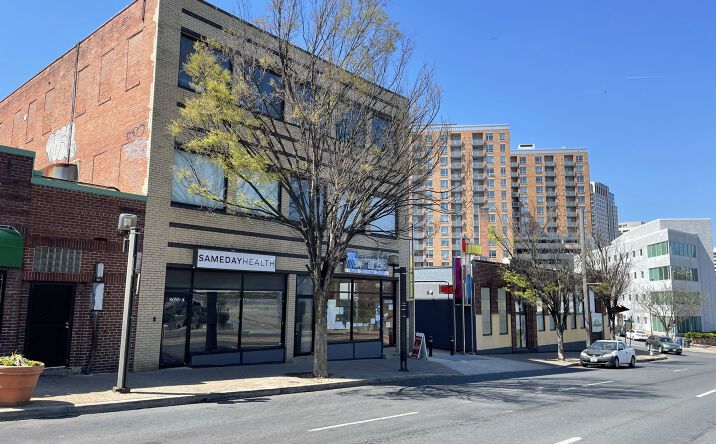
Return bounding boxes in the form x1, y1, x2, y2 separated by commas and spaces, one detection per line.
612, 219, 716, 333
590, 181, 619, 243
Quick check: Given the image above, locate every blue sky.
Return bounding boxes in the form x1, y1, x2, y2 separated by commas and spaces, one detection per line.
2, 1, 715, 238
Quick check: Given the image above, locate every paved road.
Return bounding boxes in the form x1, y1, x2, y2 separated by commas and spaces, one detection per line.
6, 350, 716, 444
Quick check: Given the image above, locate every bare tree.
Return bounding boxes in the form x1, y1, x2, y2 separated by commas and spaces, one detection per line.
490, 211, 582, 360
582, 235, 631, 339
169, 0, 440, 377
637, 283, 704, 337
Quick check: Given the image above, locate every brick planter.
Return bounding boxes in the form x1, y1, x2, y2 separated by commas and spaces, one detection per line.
0, 365, 44, 406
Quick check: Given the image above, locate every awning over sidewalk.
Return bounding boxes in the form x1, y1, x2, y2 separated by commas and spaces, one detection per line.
0, 226, 23, 268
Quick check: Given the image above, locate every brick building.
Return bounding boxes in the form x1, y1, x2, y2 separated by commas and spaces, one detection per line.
0, 146, 145, 372
1, 0, 407, 371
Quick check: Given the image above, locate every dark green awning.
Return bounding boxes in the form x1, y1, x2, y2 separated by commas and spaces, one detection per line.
0, 226, 23, 268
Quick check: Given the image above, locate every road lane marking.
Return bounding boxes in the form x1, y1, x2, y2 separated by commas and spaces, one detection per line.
696, 389, 716, 398
307, 412, 419, 432
674, 368, 688, 372
554, 437, 582, 444
583, 380, 613, 387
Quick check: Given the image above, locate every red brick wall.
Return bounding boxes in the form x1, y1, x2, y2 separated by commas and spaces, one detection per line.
0, 149, 146, 372
0, 0, 157, 195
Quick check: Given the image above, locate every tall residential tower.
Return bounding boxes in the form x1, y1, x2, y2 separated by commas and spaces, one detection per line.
590, 181, 619, 243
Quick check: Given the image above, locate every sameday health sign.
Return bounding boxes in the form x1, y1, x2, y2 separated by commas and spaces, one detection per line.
195, 248, 276, 272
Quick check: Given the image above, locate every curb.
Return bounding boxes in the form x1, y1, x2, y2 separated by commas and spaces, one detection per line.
0, 373, 448, 422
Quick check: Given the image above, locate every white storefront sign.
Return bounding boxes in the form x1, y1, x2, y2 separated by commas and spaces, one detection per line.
195, 248, 276, 272
592, 313, 603, 333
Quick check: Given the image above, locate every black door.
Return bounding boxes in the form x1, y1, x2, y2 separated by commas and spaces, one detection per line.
25, 283, 74, 367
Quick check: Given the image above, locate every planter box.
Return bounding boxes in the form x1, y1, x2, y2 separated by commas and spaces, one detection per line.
0, 365, 45, 407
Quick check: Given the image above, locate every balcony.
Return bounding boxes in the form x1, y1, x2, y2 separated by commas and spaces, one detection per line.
545, 169, 556, 177
566, 211, 578, 217
473, 149, 484, 159
546, 191, 556, 197
474, 185, 485, 192
564, 160, 575, 166
452, 219, 463, 227
471, 138, 485, 146
474, 196, 486, 205
511, 181, 519, 187
451, 149, 462, 158
510, 162, 519, 168
565, 190, 576, 197
473, 162, 485, 169
451, 161, 462, 169
450, 139, 463, 147
566, 221, 579, 228
545, 161, 555, 167
451, 173, 461, 180
511, 171, 519, 178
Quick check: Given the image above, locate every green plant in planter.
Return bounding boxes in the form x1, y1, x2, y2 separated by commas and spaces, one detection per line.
0, 353, 43, 367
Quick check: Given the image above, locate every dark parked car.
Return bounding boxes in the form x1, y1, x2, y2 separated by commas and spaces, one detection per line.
646, 335, 682, 354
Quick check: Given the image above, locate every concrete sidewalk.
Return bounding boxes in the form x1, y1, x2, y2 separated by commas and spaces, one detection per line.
1, 357, 458, 422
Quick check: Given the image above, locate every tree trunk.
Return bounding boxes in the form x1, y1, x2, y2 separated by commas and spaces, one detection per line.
608, 310, 617, 340
556, 327, 565, 360
312, 286, 329, 378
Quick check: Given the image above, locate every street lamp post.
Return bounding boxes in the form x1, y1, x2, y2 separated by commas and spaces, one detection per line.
113, 214, 141, 393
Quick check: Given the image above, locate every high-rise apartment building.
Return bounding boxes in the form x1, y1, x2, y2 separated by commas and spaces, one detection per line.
412, 125, 511, 267
509, 144, 592, 240
590, 181, 619, 243
412, 128, 592, 267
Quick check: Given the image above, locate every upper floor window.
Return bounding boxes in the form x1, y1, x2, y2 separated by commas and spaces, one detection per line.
499, 133, 506, 141
172, 149, 226, 209
535, 156, 542, 164
486, 133, 494, 141
519, 156, 527, 164
499, 143, 506, 152
576, 155, 584, 163
178, 33, 232, 91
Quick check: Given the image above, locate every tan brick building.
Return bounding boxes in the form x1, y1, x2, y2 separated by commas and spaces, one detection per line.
413, 128, 592, 268
1, 0, 407, 371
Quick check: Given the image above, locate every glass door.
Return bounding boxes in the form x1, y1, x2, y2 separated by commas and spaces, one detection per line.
294, 296, 313, 355
382, 297, 395, 346
160, 291, 190, 367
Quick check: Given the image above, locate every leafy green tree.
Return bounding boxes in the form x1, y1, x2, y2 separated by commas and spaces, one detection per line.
170, 0, 440, 377
490, 211, 582, 360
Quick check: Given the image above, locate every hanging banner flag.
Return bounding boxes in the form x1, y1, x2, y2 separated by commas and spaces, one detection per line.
453, 257, 462, 304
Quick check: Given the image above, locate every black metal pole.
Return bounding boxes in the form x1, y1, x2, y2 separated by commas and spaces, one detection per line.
399, 267, 408, 371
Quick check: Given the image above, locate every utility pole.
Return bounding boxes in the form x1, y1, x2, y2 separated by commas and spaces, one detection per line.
578, 206, 592, 347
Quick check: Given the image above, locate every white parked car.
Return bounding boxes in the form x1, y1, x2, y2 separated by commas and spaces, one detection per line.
580, 340, 637, 368
627, 330, 648, 341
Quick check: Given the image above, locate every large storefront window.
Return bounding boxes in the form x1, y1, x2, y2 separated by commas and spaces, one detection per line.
242, 291, 283, 348
327, 286, 352, 342
190, 291, 241, 353
160, 268, 286, 367
297, 276, 396, 354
